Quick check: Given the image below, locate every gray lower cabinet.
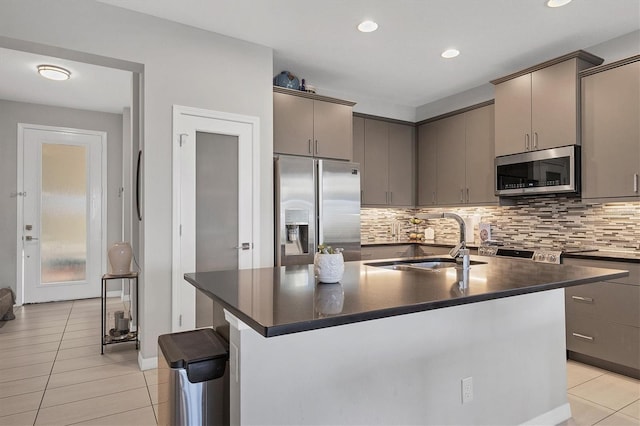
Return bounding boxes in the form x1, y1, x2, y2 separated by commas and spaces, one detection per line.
581, 57, 640, 200
355, 116, 415, 207
361, 245, 414, 261
563, 258, 640, 376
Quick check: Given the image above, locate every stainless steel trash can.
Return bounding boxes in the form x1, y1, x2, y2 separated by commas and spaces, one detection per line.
157, 329, 229, 426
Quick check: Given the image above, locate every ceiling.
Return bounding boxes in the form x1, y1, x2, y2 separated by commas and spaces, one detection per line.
100, 0, 640, 109
2, 1, 638, 115
0, 47, 132, 114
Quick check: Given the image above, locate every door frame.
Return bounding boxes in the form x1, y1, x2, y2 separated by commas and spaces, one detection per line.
16, 123, 107, 305
171, 105, 261, 332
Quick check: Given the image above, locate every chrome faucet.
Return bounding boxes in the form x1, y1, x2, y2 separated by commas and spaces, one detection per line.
417, 212, 470, 269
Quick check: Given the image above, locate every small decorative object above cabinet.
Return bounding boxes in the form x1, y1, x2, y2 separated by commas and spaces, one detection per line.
580, 56, 640, 201
491, 50, 603, 157
353, 115, 415, 207
274, 87, 355, 161
417, 103, 497, 206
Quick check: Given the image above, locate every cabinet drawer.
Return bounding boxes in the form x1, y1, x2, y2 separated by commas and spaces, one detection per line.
565, 282, 640, 327
564, 258, 639, 286
566, 315, 640, 369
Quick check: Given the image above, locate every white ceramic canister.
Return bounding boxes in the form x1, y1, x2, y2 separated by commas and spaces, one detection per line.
108, 242, 133, 275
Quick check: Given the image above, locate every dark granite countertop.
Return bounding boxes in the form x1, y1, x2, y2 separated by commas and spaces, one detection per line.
184, 255, 628, 338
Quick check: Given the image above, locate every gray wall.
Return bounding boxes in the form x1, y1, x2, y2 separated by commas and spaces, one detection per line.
0, 99, 123, 293
0, 0, 274, 361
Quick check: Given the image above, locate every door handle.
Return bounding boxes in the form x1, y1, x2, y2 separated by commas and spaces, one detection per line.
525, 134, 530, 151
634, 173, 638, 193
234, 242, 251, 250
308, 139, 312, 154
534, 132, 538, 149
460, 189, 464, 203
24, 236, 39, 241
466, 188, 469, 203
315, 140, 319, 155
571, 295, 594, 303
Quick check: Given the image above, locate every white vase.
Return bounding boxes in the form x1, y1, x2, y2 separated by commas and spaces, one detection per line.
108, 242, 132, 275
315, 283, 344, 316
314, 253, 344, 283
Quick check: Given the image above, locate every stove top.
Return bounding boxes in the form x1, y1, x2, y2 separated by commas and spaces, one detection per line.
477, 246, 564, 264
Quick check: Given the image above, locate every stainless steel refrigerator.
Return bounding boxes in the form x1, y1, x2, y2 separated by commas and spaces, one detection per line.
275, 155, 361, 266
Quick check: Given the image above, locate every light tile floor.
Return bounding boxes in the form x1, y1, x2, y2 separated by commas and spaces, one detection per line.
0, 298, 156, 426
1, 299, 639, 425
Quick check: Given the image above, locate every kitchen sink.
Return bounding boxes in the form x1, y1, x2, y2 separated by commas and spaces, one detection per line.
366, 258, 486, 272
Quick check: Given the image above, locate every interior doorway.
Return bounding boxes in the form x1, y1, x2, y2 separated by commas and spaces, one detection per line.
18, 124, 106, 303
172, 105, 261, 332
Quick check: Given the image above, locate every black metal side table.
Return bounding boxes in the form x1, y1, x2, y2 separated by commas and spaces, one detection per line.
101, 272, 139, 354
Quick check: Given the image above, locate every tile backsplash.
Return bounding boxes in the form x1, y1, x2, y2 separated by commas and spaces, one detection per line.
362, 196, 640, 251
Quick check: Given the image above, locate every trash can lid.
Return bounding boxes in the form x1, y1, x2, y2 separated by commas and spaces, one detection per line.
158, 328, 229, 383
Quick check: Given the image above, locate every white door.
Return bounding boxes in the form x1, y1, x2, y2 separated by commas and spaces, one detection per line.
18, 124, 106, 304
172, 106, 260, 331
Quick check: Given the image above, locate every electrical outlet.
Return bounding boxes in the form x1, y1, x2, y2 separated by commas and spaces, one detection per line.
461, 376, 473, 404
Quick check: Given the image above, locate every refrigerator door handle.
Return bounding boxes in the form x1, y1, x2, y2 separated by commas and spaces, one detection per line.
317, 159, 323, 248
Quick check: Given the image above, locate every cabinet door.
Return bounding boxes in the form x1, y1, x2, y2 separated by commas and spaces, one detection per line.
531, 59, 578, 150
273, 92, 314, 156
352, 116, 365, 202
494, 74, 532, 156
417, 122, 437, 206
363, 119, 389, 205
465, 105, 497, 204
582, 61, 640, 199
313, 101, 353, 160
388, 123, 415, 206
436, 114, 466, 205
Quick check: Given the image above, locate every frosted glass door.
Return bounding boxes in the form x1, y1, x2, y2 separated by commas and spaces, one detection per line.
21, 126, 104, 303
41, 143, 87, 283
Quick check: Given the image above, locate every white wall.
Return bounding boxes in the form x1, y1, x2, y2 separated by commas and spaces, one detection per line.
0, 0, 274, 361
0, 99, 123, 293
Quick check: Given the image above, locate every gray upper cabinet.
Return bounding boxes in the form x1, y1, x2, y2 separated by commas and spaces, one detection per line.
273, 88, 355, 161
418, 104, 496, 206
492, 51, 603, 157
417, 121, 437, 206
358, 116, 415, 207
581, 57, 640, 200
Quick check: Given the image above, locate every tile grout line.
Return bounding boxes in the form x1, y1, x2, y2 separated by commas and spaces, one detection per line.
32, 302, 74, 426
143, 369, 158, 424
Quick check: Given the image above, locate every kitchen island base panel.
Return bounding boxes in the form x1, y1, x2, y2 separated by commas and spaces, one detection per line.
225, 289, 570, 426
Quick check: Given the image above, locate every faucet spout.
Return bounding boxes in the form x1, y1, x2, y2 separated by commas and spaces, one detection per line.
416, 212, 470, 269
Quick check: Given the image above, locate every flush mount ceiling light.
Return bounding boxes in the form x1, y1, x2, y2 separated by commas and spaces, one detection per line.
357, 20, 378, 33
37, 65, 71, 81
441, 49, 460, 59
546, 0, 572, 7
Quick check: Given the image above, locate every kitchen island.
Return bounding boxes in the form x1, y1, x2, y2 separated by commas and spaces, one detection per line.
185, 255, 628, 425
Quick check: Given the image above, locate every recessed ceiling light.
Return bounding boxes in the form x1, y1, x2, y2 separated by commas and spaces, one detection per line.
546, 0, 572, 7
357, 20, 378, 33
441, 49, 460, 59
37, 65, 71, 81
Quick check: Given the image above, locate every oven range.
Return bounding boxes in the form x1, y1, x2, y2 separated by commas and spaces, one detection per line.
478, 246, 564, 264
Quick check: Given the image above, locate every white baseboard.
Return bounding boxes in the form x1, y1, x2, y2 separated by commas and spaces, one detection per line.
520, 402, 571, 426
138, 352, 157, 371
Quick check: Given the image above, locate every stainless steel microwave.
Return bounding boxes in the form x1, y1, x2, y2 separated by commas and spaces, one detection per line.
495, 145, 580, 196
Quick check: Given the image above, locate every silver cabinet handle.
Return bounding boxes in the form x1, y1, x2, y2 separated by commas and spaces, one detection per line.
432, 191, 436, 204
315, 140, 319, 155
389, 191, 393, 204
361, 190, 364, 203
534, 132, 539, 149
466, 188, 470, 203
460, 189, 464, 203
634, 173, 638, 193
572, 295, 594, 303
308, 139, 312, 154
234, 242, 251, 250
24, 236, 39, 241
572, 332, 594, 341
525, 134, 530, 151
